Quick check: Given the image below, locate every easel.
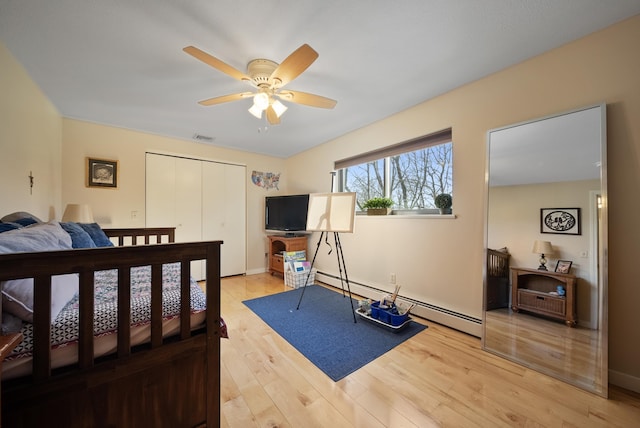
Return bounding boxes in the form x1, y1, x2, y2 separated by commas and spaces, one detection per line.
296, 173, 357, 322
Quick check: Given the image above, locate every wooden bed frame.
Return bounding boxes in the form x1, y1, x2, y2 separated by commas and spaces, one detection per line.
0, 227, 222, 428
485, 248, 511, 311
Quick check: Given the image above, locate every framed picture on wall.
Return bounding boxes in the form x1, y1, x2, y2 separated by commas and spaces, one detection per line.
540, 208, 581, 235
87, 157, 118, 188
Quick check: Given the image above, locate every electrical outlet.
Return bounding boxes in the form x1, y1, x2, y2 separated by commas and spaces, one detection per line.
131, 210, 138, 219
390, 273, 396, 284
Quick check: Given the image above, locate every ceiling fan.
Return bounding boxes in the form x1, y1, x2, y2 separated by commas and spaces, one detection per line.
183, 44, 337, 125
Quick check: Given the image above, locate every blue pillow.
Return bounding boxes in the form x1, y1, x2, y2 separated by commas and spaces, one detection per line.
60, 222, 97, 248
13, 217, 38, 227
0, 221, 72, 253
78, 223, 114, 247
0, 222, 23, 233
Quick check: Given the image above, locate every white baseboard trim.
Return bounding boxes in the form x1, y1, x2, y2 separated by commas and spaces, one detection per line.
315, 271, 482, 337
609, 369, 640, 393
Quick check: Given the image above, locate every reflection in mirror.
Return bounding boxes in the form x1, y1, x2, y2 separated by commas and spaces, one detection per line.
483, 104, 607, 397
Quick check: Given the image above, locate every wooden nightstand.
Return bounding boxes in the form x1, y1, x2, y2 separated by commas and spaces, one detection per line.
510, 267, 577, 326
267, 235, 308, 276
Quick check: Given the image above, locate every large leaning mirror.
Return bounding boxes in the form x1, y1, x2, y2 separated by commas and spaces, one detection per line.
482, 104, 608, 397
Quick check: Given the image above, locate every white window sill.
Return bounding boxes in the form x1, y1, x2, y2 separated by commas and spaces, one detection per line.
356, 213, 456, 219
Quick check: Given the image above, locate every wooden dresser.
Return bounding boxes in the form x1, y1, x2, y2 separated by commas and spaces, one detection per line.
510, 267, 577, 326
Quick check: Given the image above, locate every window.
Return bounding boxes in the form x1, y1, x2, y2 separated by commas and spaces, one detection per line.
336, 128, 452, 213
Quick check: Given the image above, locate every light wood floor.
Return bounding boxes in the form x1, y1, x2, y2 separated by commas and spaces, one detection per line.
217, 273, 640, 427
484, 308, 604, 394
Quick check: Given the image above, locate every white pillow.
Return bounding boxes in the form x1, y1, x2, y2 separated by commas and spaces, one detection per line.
0, 221, 78, 322
2, 275, 78, 322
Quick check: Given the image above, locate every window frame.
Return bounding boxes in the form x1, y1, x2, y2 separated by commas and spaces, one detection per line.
335, 128, 453, 215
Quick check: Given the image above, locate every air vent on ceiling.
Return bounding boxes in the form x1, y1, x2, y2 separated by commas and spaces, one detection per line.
192, 133, 215, 142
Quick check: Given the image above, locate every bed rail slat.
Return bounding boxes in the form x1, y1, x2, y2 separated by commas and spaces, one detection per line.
102, 227, 175, 246
150, 263, 163, 348
32, 276, 52, 381
78, 270, 95, 369
117, 268, 132, 358
205, 244, 221, 424
180, 259, 191, 340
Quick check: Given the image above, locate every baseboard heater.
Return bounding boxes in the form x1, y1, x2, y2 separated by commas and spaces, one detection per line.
316, 271, 482, 337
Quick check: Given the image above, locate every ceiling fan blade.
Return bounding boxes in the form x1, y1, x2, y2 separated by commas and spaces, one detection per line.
198, 92, 253, 106
183, 46, 251, 82
269, 44, 318, 88
265, 106, 281, 125
278, 90, 337, 109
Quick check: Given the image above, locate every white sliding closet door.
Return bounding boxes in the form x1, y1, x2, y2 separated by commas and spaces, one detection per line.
175, 157, 204, 279
146, 153, 203, 279
202, 161, 246, 276
145, 154, 175, 225
146, 153, 246, 280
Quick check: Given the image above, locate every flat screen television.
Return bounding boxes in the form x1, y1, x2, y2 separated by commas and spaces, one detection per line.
265, 194, 310, 234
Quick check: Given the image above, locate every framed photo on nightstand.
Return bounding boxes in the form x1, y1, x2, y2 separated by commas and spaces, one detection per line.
555, 260, 573, 274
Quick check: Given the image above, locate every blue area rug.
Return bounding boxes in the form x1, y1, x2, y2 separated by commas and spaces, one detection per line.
243, 285, 427, 381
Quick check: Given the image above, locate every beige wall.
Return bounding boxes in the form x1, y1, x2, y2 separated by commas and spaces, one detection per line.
287, 15, 640, 389
61, 119, 287, 274
0, 42, 62, 220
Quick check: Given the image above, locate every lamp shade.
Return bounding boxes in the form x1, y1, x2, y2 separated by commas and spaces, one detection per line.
271, 99, 288, 118
248, 103, 263, 119
532, 240, 553, 255
253, 92, 270, 110
62, 204, 94, 223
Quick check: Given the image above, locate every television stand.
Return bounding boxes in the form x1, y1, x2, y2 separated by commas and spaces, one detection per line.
268, 235, 308, 276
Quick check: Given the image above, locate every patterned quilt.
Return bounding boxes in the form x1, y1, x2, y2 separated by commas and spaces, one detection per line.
9, 262, 216, 359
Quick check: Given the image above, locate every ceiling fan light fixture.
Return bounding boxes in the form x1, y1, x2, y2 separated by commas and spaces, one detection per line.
184, 44, 336, 124
248, 104, 263, 119
253, 92, 270, 110
271, 99, 288, 118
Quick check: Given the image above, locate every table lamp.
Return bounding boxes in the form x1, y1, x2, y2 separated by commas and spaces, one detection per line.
62, 204, 94, 223
532, 240, 553, 271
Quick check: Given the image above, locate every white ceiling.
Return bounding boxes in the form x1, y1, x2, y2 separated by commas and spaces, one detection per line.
1, 1, 639, 158
488, 105, 603, 187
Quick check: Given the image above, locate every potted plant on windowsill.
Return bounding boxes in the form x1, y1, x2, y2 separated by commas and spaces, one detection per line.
434, 193, 452, 215
363, 197, 394, 215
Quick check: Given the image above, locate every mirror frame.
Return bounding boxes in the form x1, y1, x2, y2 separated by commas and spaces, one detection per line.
482, 104, 608, 397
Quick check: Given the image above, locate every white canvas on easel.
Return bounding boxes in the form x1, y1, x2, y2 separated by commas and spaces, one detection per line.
306, 192, 356, 233
299, 191, 358, 321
